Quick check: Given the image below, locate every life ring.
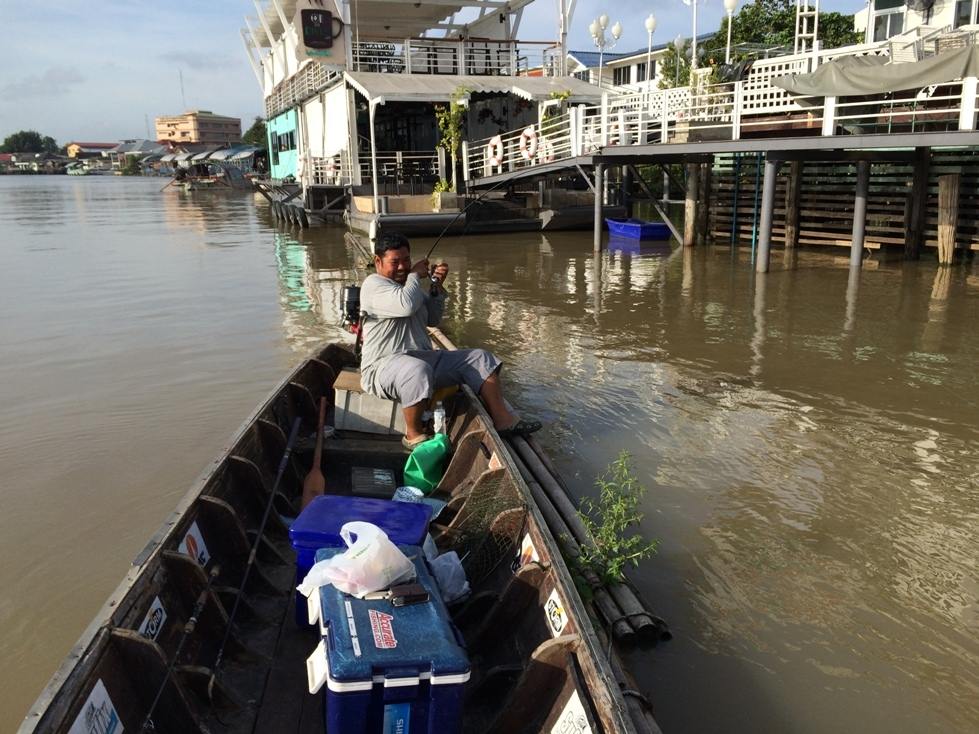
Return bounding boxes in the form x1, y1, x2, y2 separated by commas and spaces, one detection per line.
537, 136, 554, 164
519, 126, 538, 161
486, 135, 504, 167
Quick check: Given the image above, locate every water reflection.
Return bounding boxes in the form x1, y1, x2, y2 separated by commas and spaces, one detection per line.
3, 177, 976, 733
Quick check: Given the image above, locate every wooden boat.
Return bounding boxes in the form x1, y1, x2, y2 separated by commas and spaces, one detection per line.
19, 338, 647, 734
605, 219, 671, 240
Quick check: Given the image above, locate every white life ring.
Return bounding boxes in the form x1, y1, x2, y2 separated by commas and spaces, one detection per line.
486, 135, 504, 167
519, 126, 538, 161
537, 136, 554, 164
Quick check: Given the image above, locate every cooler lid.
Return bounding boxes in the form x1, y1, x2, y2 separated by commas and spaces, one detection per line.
315, 546, 470, 685
289, 495, 432, 548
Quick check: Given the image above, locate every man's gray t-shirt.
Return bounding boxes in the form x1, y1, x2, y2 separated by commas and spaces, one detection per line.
359, 272, 446, 397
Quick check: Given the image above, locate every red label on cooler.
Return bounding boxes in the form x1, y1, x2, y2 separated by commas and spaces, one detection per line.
369, 609, 398, 649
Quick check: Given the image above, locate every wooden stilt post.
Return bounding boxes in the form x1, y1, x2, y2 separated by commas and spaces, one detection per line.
905, 147, 930, 260
937, 173, 960, 266
697, 158, 712, 246
594, 163, 604, 252
684, 162, 699, 247
755, 156, 779, 273
622, 166, 634, 219
784, 160, 802, 248
850, 160, 871, 271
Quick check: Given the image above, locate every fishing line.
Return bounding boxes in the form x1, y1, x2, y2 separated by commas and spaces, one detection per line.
424, 175, 515, 261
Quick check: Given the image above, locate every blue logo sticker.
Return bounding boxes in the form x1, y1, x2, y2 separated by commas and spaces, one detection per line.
382, 702, 411, 734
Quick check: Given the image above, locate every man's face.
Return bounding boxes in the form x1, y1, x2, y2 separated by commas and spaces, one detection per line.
375, 246, 412, 284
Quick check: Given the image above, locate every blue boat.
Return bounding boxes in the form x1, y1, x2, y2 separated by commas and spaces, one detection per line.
605, 218, 671, 240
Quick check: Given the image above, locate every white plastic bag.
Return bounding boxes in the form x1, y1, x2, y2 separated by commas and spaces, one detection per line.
297, 521, 415, 599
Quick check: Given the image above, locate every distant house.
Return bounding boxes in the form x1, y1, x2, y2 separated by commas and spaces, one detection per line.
155, 110, 242, 146
108, 139, 167, 169
66, 142, 117, 159
855, 0, 979, 43
568, 36, 714, 91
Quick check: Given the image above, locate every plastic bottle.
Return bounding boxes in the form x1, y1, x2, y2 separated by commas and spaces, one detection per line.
433, 401, 446, 435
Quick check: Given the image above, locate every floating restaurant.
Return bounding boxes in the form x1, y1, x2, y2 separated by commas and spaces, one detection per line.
244, 0, 979, 267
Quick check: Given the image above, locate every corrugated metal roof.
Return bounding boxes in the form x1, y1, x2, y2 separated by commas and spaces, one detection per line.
345, 71, 603, 104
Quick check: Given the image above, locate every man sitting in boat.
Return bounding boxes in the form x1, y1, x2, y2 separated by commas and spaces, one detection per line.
360, 231, 541, 449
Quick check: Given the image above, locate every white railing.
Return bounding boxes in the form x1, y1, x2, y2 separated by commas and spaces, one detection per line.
464, 75, 979, 181
351, 38, 557, 77
310, 150, 440, 186
266, 61, 342, 119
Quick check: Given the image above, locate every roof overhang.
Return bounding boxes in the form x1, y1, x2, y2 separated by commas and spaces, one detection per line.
345, 71, 603, 105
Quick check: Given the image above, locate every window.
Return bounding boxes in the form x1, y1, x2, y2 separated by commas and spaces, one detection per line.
955, 0, 976, 27
636, 62, 647, 82
871, 0, 904, 41
612, 66, 629, 85
574, 70, 589, 81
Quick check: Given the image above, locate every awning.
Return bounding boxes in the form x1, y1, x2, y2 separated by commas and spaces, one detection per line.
159, 153, 176, 162
210, 145, 260, 161
774, 46, 979, 97
345, 71, 604, 105
229, 147, 261, 160
191, 150, 213, 161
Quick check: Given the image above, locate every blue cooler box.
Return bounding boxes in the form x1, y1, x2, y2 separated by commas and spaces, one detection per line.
290, 495, 433, 625
308, 545, 470, 734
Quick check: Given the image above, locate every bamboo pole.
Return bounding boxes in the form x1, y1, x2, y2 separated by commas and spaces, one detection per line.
937, 173, 959, 266
508, 436, 665, 641
784, 160, 802, 248
683, 162, 699, 247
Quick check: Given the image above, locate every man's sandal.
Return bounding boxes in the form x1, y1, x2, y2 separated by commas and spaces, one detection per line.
402, 434, 432, 450
497, 418, 542, 438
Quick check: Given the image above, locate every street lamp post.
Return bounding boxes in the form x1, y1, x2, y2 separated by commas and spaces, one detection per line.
674, 34, 685, 87
681, 0, 700, 70
645, 13, 657, 94
724, 0, 737, 64
589, 14, 622, 89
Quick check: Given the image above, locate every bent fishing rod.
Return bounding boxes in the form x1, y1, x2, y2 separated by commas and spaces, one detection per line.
424, 174, 514, 261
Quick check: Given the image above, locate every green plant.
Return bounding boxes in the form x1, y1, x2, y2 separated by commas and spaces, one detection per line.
576, 452, 658, 585
434, 86, 469, 158
542, 90, 572, 124
430, 178, 451, 208
120, 156, 142, 176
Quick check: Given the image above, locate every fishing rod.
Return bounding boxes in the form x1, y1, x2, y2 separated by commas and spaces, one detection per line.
424, 174, 514, 261
207, 416, 302, 700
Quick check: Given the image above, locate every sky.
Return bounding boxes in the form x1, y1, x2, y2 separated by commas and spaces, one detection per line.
0, 0, 863, 145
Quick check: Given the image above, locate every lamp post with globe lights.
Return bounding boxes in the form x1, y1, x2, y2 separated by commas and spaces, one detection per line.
724, 0, 738, 64
589, 14, 622, 89
644, 13, 657, 93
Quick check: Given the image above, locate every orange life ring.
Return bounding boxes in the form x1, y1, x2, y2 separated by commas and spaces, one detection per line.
486, 135, 504, 167
537, 136, 554, 164
519, 126, 538, 161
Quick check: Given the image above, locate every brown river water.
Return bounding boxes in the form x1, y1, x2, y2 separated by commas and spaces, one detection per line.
1, 176, 977, 732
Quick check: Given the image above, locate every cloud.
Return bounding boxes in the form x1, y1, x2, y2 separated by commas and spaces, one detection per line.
158, 51, 235, 71
2, 67, 85, 99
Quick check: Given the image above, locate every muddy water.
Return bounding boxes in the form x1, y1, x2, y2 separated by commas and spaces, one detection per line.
1, 176, 976, 732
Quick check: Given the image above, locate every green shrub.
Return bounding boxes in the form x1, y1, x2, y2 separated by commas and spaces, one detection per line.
577, 452, 658, 584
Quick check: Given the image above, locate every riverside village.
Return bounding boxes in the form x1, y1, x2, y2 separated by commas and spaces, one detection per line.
6, 1, 979, 734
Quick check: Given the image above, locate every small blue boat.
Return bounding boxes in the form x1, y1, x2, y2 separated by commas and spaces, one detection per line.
605, 218, 671, 240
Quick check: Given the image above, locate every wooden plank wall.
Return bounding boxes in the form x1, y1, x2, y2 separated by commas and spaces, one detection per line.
708, 150, 979, 252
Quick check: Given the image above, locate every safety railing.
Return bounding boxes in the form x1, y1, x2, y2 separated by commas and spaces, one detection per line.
309, 149, 441, 187
463, 74, 979, 181
266, 61, 342, 119
351, 38, 556, 77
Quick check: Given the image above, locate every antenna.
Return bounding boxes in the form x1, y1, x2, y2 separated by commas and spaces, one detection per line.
179, 69, 187, 110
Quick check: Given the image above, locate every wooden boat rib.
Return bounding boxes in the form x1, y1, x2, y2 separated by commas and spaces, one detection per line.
20, 339, 637, 734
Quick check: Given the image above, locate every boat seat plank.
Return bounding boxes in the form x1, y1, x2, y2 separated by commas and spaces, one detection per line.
226, 454, 295, 534
106, 629, 205, 733
485, 636, 582, 734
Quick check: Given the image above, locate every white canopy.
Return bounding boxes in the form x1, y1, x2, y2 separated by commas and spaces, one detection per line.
345, 71, 602, 104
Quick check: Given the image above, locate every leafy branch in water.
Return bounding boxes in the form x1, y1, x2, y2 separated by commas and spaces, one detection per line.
577, 452, 658, 585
